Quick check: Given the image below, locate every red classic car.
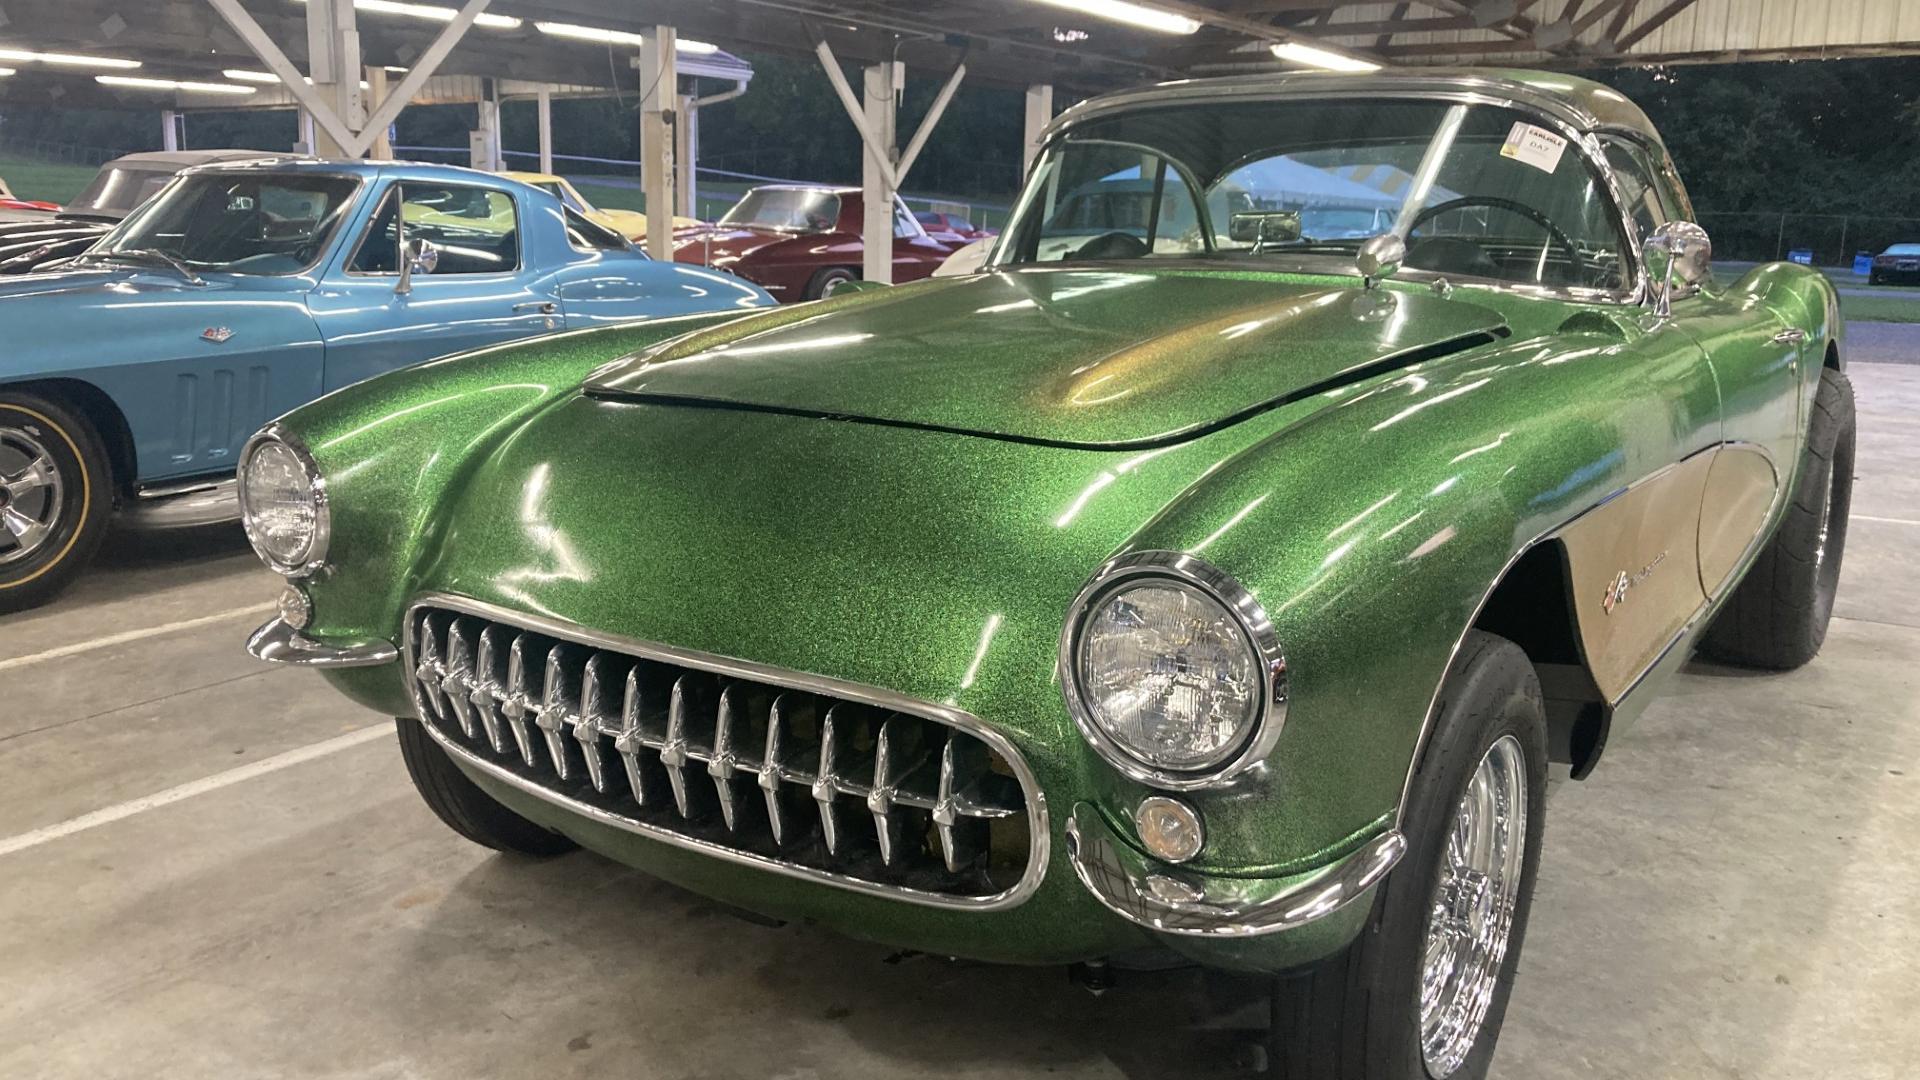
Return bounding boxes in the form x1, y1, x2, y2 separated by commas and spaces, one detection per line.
915, 209, 996, 244
674, 185, 961, 302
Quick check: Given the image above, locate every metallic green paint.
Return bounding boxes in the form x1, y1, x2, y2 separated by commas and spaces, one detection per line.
274, 243, 1832, 972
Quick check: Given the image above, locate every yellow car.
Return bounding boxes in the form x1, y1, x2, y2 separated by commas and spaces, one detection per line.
502, 171, 698, 241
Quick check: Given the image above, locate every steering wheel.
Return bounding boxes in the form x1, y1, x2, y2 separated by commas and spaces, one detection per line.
1071, 230, 1150, 260
1406, 195, 1586, 283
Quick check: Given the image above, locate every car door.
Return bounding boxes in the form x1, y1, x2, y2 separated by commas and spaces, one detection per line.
1605, 136, 1805, 598
306, 178, 560, 394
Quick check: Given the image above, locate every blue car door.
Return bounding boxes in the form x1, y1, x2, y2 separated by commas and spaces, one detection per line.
306, 178, 561, 393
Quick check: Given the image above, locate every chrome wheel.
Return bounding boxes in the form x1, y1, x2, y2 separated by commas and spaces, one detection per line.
0, 426, 63, 567
1419, 734, 1527, 1078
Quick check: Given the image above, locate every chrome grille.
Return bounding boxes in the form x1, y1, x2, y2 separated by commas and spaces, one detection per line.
404, 599, 1044, 909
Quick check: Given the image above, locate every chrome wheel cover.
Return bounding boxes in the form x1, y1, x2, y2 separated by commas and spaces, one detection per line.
0, 426, 64, 567
1419, 734, 1528, 1078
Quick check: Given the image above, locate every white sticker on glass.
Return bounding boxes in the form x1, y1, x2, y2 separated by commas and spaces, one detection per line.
1499, 121, 1569, 174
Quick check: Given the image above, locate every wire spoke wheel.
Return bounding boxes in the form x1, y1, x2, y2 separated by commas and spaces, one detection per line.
0, 425, 64, 567
1419, 734, 1528, 1078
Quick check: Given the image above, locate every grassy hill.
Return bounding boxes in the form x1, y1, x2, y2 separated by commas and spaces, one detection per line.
0, 156, 100, 204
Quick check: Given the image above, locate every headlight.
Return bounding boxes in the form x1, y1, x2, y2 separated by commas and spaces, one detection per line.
238, 426, 329, 576
1062, 553, 1285, 788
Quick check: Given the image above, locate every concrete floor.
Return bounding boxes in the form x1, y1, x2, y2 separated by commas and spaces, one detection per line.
2, 348, 1916, 1080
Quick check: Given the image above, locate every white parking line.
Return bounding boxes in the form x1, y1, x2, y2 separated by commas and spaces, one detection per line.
1852, 514, 1920, 527
0, 602, 273, 674
0, 724, 390, 858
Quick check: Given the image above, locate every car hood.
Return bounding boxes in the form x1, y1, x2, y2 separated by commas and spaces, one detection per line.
587, 267, 1509, 448
0, 267, 193, 302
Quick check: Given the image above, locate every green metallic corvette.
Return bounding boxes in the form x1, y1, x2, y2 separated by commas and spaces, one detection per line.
241, 70, 1853, 1078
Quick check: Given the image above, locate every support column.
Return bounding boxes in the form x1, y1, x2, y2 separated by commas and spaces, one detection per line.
471, 79, 502, 170
295, 108, 316, 154
1022, 83, 1053, 176
305, 0, 364, 158
536, 87, 553, 174
639, 27, 678, 259
675, 92, 695, 220
161, 110, 182, 152
861, 61, 899, 285
364, 67, 392, 159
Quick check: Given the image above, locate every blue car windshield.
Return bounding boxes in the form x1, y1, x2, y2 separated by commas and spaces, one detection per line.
95, 173, 359, 275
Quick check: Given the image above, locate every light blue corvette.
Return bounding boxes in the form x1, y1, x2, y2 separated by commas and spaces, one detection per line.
0, 158, 772, 611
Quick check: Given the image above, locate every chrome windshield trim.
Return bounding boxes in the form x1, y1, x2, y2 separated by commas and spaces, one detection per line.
1011, 83, 1645, 306
1065, 805, 1406, 937
403, 591, 1051, 913
247, 616, 398, 669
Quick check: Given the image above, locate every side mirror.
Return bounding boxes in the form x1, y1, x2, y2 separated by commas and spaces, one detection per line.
1229, 210, 1302, 249
1357, 233, 1406, 289
1643, 220, 1711, 319
395, 236, 440, 296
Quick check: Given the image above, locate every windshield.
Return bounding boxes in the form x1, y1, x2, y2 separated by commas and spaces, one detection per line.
999, 98, 1630, 293
719, 188, 841, 232
98, 173, 359, 275
68, 166, 177, 218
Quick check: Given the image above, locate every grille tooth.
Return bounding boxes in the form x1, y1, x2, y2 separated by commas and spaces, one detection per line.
575, 653, 624, 793
660, 675, 699, 818
707, 684, 751, 831
440, 618, 479, 739
614, 666, 657, 807
408, 604, 1037, 903
810, 706, 845, 855
935, 736, 990, 874
759, 693, 805, 845
470, 625, 510, 753
501, 633, 547, 767
413, 612, 450, 723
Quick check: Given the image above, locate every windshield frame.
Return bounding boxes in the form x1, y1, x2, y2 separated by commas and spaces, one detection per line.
991, 87, 1646, 306
93, 168, 366, 278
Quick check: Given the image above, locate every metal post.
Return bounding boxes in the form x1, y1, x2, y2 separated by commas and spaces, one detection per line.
1774, 213, 1786, 262
1022, 84, 1053, 176
639, 27, 678, 259
861, 61, 898, 285
675, 93, 696, 220
161, 110, 181, 152
1836, 215, 1848, 270
536, 87, 553, 174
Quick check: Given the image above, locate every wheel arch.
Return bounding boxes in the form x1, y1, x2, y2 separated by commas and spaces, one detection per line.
0, 375, 136, 500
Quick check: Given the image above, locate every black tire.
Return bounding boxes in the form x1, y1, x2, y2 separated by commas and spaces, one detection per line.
0, 390, 113, 613
1268, 631, 1548, 1080
1698, 367, 1855, 670
805, 266, 858, 300
1867, 271, 1882, 286
395, 717, 578, 856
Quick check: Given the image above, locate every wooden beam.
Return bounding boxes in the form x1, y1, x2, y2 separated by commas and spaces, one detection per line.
1376, 2, 1413, 50
1615, 0, 1700, 50
1606, 0, 1643, 44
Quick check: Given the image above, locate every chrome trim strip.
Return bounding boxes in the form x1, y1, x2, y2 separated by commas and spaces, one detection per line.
237, 423, 330, 578
1065, 805, 1406, 938
247, 616, 398, 669
405, 591, 1050, 913
1058, 551, 1287, 792
121, 478, 238, 529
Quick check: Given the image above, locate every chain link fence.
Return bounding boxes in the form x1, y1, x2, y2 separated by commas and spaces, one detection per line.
1697, 211, 1920, 269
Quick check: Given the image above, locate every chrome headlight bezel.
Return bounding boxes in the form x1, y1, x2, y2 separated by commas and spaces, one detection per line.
238, 423, 330, 578
1059, 551, 1288, 791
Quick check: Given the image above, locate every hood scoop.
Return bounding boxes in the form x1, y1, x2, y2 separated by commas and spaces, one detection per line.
588, 268, 1509, 450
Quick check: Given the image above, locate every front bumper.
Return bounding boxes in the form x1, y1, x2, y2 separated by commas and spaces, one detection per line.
255, 613, 1399, 972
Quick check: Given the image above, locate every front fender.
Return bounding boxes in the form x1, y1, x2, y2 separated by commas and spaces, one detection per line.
281, 311, 762, 714
1100, 315, 1714, 873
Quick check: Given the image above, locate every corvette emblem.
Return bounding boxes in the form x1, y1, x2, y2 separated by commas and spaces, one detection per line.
201, 326, 234, 344
1601, 550, 1668, 614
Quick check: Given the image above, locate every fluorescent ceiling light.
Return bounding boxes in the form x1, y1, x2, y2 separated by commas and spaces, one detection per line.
97, 75, 257, 96
289, 0, 522, 30
1025, 0, 1200, 35
1270, 41, 1382, 72
223, 68, 368, 88
0, 68, 13, 77
0, 47, 142, 70
535, 22, 719, 53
